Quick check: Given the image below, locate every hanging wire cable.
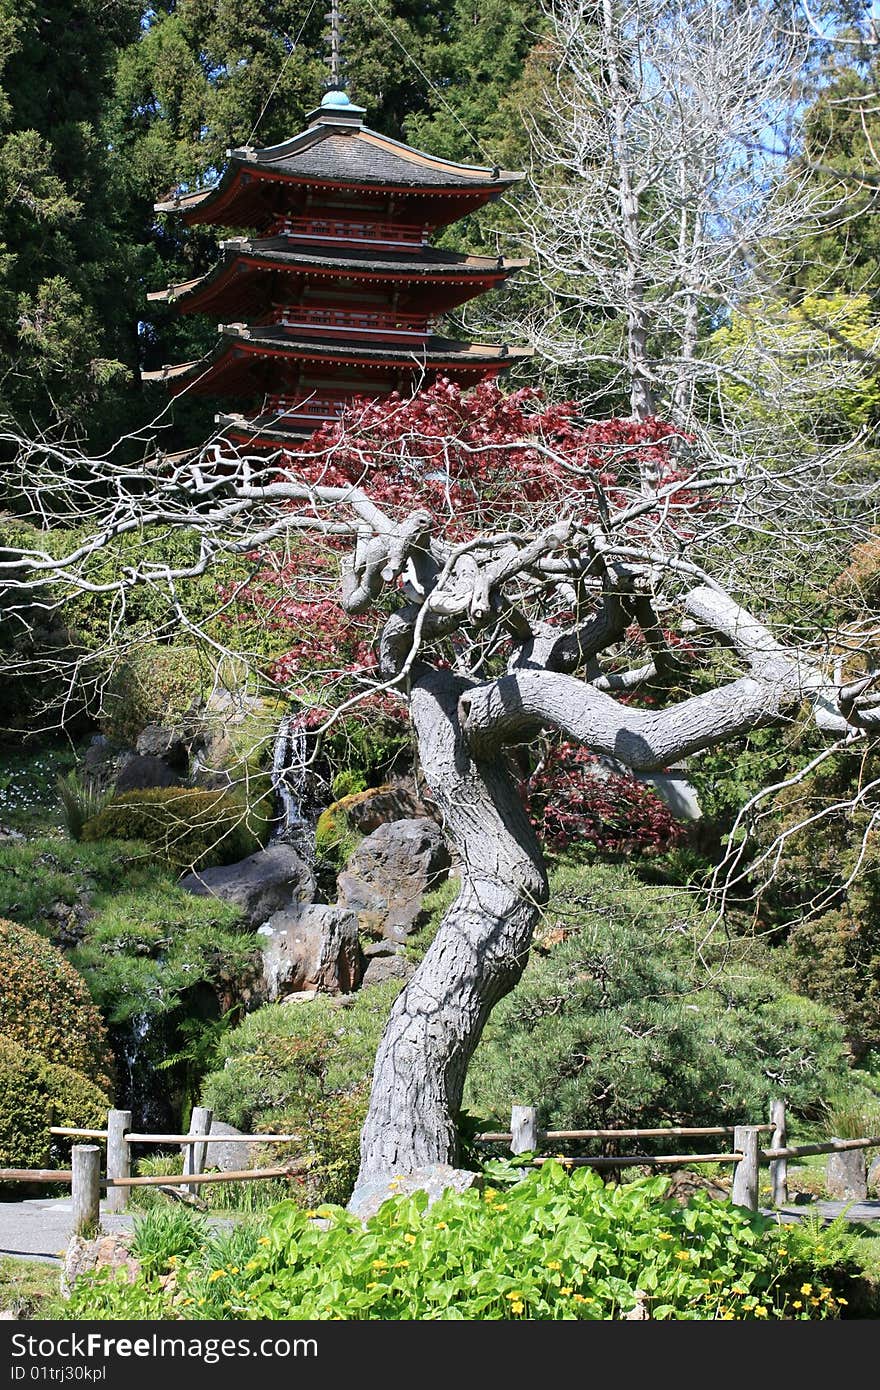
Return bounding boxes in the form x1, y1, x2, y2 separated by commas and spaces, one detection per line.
359, 0, 495, 163
246, 0, 320, 147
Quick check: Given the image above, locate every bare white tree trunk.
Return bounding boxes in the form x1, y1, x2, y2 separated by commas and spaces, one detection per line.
357, 668, 547, 1183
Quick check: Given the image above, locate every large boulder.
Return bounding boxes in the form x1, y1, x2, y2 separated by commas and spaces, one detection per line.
337, 817, 451, 942
115, 752, 179, 793
136, 723, 190, 768
197, 1119, 258, 1174
259, 904, 363, 997
180, 844, 315, 927
347, 1165, 482, 1221
335, 784, 430, 835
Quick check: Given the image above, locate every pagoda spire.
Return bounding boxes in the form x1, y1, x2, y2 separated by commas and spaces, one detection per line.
326, 0, 343, 92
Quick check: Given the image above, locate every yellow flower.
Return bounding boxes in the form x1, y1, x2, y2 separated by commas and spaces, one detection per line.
258, 1237, 271, 1247
371, 1260, 387, 1270
495, 1203, 508, 1212
573, 1294, 586, 1303
560, 1287, 573, 1296
484, 1189, 497, 1202
304, 1210, 320, 1218
800, 1283, 812, 1296
244, 1261, 259, 1272
506, 1291, 523, 1300
207, 1269, 226, 1283
394, 1260, 409, 1268
838, 1298, 848, 1306
435, 1222, 448, 1231
546, 1260, 561, 1271
753, 1306, 768, 1318
367, 1282, 378, 1289
656, 1232, 672, 1241
792, 1300, 803, 1310
675, 1251, 690, 1261
510, 1301, 524, 1315
404, 1233, 417, 1245
166, 1256, 178, 1266
721, 1312, 735, 1320
229, 1267, 239, 1275
819, 1286, 832, 1298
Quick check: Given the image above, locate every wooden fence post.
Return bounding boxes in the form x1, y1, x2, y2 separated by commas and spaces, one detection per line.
182, 1107, 213, 1194
732, 1126, 760, 1213
71, 1145, 101, 1238
769, 1099, 788, 1207
510, 1105, 539, 1156
105, 1108, 132, 1214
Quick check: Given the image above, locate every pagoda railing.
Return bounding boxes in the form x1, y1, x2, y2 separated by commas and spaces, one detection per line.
274, 305, 429, 340
271, 215, 428, 248
267, 393, 346, 422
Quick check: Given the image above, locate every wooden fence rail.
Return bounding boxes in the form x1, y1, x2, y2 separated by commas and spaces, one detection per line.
6, 1100, 880, 1237
484, 1104, 880, 1215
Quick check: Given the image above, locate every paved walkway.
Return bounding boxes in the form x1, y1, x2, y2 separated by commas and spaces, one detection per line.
0, 1197, 137, 1264
770, 1199, 880, 1225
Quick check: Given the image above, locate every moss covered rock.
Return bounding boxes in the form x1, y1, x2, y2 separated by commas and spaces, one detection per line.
81, 788, 265, 872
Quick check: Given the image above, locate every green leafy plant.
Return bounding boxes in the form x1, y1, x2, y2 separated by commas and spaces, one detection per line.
129, 1207, 209, 1277
63, 1163, 860, 1321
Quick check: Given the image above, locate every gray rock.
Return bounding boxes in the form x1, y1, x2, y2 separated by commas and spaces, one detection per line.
337, 817, 450, 942
347, 1165, 482, 1221
62, 1234, 139, 1297
115, 753, 179, 793
361, 953, 415, 989
260, 903, 363, 997
868, 1155, 880, 1195
199, 1119, 257, 1174
336, 784, 429, 835
180, 844, 315, 927
136, 723, 190, 768
826, 1143, 868, 1201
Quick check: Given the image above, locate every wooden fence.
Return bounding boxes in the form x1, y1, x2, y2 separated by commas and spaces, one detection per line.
475, 1101, 880, 1215
3, 1099, 879, 1236
1, 1106, 307, 1234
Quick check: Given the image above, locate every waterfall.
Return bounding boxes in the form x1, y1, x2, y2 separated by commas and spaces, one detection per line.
271, 713, 313, 854
119, 1010, 172, 1131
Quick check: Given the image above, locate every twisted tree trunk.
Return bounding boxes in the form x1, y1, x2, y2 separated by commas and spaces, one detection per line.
356, 667, 547, 1184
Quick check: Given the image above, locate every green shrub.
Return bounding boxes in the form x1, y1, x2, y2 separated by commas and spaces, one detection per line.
465, 862, 851, 1139
81, 787, 264, 872
0, 1036, 109, 1169
200, 984, 401, 1208
64, 1163, 858, 1320
99, 645, 208, 744
0, 836, 156, 931
0, 917, 113, 1086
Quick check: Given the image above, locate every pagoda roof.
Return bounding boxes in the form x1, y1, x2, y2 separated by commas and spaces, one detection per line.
155, 105, 523, 227
148, 239, 528, 310
142, 326, 532, 394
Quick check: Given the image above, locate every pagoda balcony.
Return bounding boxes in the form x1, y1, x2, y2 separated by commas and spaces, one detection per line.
267, 392, 348, 423
272, 304, 430, 341
269, 214, 428, 249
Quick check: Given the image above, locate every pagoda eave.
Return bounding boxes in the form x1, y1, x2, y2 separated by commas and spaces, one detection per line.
148, 247, 528, 320
142, 333, 532, 398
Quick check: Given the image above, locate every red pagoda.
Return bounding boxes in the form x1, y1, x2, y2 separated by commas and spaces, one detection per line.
145, 88, 531, 447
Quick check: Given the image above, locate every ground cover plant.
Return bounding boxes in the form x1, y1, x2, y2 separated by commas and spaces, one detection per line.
64, 1161, 863, 1321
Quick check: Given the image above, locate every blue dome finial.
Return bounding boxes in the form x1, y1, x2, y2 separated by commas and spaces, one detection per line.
321, 89, 351, 109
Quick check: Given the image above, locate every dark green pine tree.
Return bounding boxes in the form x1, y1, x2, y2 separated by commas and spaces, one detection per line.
0, 0, 147, 449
